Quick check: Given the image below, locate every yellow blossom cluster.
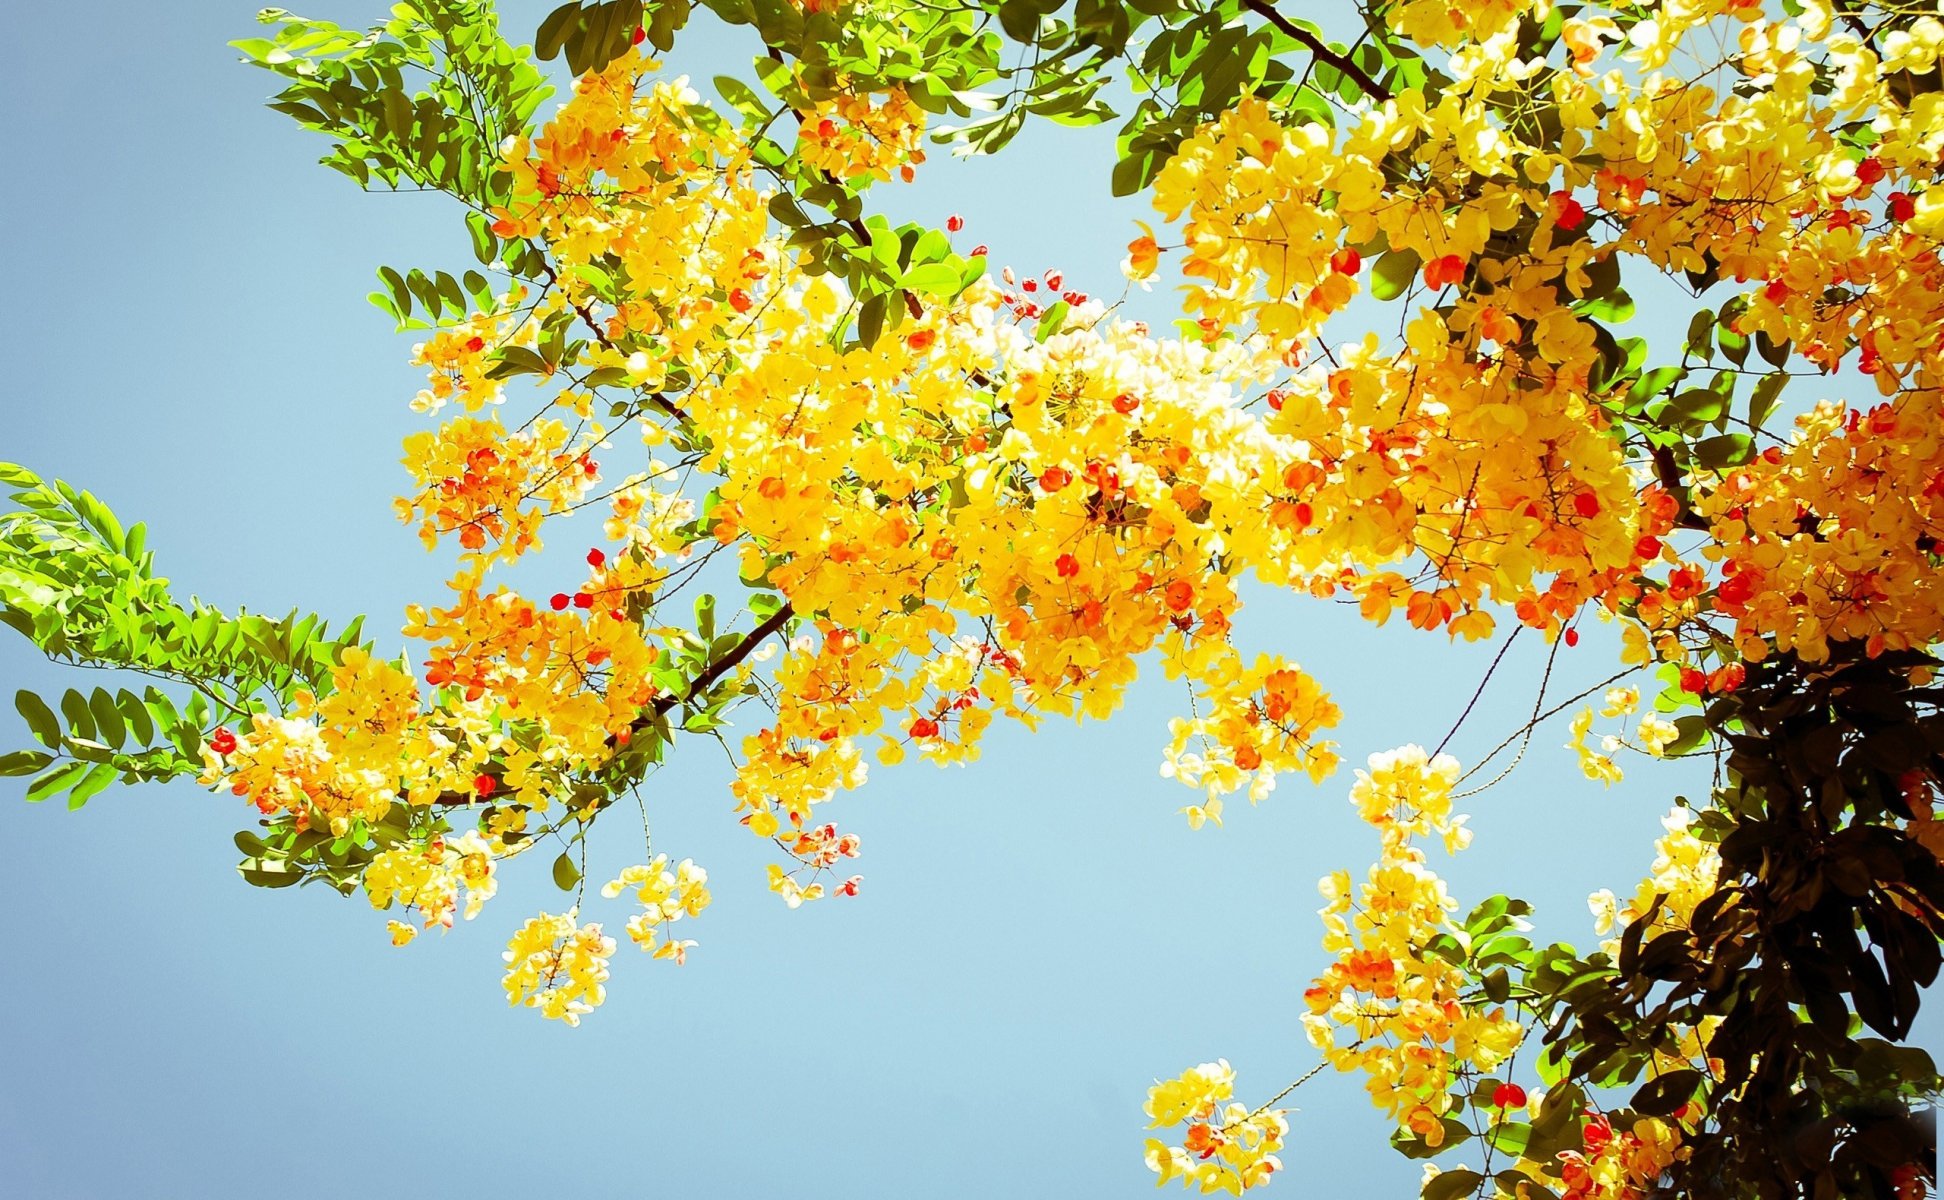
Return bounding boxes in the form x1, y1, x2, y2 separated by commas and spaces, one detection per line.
501, 910, 616, 1025
602, 855, 711, 963
1134, 0, 1944, 677
396, 414, 595, 561
1554, 1111, 1690, 1200
199, 0, 1944, 1039
1565, 686, 1680, 785
1589, 807, 1723, 959
199, 647, 482, 836
794, 84, 927, 184
1303, 747, 1523, 1145
1699, 394, 1944, 662
408, 307, 517, 415
364, 829, 500, 934
1143, 1059, 1289, 1195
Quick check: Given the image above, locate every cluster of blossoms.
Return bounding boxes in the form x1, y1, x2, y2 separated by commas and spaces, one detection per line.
1143, 1059, 1289, 1195
1698, 396, 1944, 662
200, 0, 1944, 1056
501, 910, 616, 1025
1301, 747, 1523, 1144
365, 829, 500, 939
396, 413, 595, 559
407, 310, 511, 415
794, 84, 927, 183
602, 856, 711, 963
1554, 1111, 1691, 1200
1566, 686, 1681, 786
1589, 807, 1724, 960
200, 647, 486, 835
1132, 0, 1944, 678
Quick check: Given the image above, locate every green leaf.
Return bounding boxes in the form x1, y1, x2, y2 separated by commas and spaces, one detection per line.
67, 761, 118, 809
88, 688, 125, 750
1632, 1069, 1702, 1116
118, 689, 155, 747
1625, 366, 1685, 409
14, 691, 59, 749
1684, 310, 1714, 359
1669, 388, 1728, 426
1575, 287, 1634, 322
1482, 965, 1511, 1004
24, 760, 87, 803
59, 690, 95, 742
241, 863, 303, 889
1665, 715, 1710, 756
1487, 1122, 1531, 1157
1370, 248, 1421, 301
536, 2, 583, 60
901, 262, 961, 295
552, 851, 581, 892
0, 750, 55, 776
488, 346, 553, 379
855, 292, 887, 348
1422, 1169, 1483, 1200
1748, 373, 1786, 432
1695, 433, 1755, 469
714, 75, 769, 124
1034, 300, 1070, 343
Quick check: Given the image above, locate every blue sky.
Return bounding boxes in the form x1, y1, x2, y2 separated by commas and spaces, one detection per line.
0, 4, 1881, 1197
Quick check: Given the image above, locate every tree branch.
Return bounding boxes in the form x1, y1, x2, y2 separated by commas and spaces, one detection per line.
1240, 0, 1392, 102
638, 601, 796, 727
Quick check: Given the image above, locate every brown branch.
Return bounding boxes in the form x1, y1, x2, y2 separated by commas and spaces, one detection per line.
1240, 0, 1392, 101
638, 601, 796, 727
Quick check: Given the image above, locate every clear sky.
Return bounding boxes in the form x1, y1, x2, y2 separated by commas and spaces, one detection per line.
1, 4, 1906, 1198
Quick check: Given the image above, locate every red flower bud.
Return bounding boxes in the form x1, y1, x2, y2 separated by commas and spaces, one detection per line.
1550, 190, 1587, 230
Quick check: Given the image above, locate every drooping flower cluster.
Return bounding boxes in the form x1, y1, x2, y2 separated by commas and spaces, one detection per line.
1555, 1111, 1690, 1200
1303, 748, 1523, 1144
501, 910, 616, 1025
1143, 1059, 1289, 1195
602, 855, 711, 963
364, 829, 500, 934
